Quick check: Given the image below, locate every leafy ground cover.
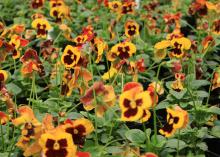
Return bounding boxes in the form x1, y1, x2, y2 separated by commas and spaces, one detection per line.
0, 0, 220, 157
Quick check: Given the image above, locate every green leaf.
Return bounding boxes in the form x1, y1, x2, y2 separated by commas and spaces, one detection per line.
125, 129, 145, 144
166, 139, 187, 150
6, 82, 22, 95
195, 91, 209, 98
170, 89, 187, 99
211, 126, 220, 138
196, 127, 208, 138
196, 142, 208, 151
105, 146, 124, 154
208, 106, 220, 115
191, 80, 210, 89
156, 101, 169, 110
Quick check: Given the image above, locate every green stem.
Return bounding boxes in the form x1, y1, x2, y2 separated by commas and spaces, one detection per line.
177, 129, 180, 157
0, 124, 4, 151
89, 53, 99, 146
28, 73, 35, 106
206, 69, 215, 106
153, 62, 163, 144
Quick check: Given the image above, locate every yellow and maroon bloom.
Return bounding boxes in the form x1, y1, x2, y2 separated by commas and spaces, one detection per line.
9, 34, 29, 59
155, 37, 191, 58
20, 49, 45, 77
62, 118, 94, 145
159, 106, 189, 137
80, 81, 116, 117
188, 0, 208, 16
0, 38, 15, 62
12, 106, 42, 152
107, 41, 136, 61
120, 82, 152, 121
108, 1, 122, 13
74, 35, 88, 46
212, 68, 220, 90
31, 0, 44, 9
102, 65, 118, 80
12, 106, 40, 127
0, 111, 9, 125
69, 66, 92, 95
39, 129, 77, 157
81, 25, 94, 42
50, 0, 65, 8
0, 70, 8, 83
121, 2, 136, 14
202, 35, 215, 52
212, 19, 220, 35
91, 37, 108, 63
61, 45, 81, 69
171, 80, 184, 92
108, 20, 117, 41
171, 73, 185, 92
32, 18, 51, 38
50, 5, 70, 23
125, 20, 139, 38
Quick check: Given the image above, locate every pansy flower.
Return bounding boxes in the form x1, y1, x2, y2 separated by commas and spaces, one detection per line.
69, 66, 92, 95
0, 70, 16, 112
121, 1, 136, 15
0, 111, 9, 125
202, 36, 215, 52
125, 20, 139, 38
108, 1, 122, 13
120, 82, 152, 121
159, 106, 189, 137
39, 129, 77, 157
154, 37, 191, 59
147, 81, 164, 105
20, 49, 45, 77
0, 70, 8, 83
108, 20, 117, 41
188, 0, 208, 16
40, 40, 58, 61
74, 35, 88, 46
32, 18, 52, 38
102, 65, 118, 80
171, 73, 185, 92
91, 37, 108, 63
81, 25, 94, 42
61, 45, 81, 69
206, 1, 220, 13
62, 118, 94, 146
0, 38, 15, 62
50, 5, 70, 23
9, 34, 29, 59
12, 106, 42, 151
212, 68, 220, 90
80, 81, 116, 117
107, 41, 136, 61
31, 0, 44, 9
50, 0, 65, 8
212, 19, 220, 35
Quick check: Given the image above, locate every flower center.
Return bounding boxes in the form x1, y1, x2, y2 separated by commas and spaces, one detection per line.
130, 101, 136, 109
73, 129, 78, 134
53, 142, 60, 150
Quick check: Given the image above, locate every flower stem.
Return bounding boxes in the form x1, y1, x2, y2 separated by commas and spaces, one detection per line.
177, 129, 180, 157
152, 62, 163, 144
89, 53, 99, 146
0, 124, 4, 151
